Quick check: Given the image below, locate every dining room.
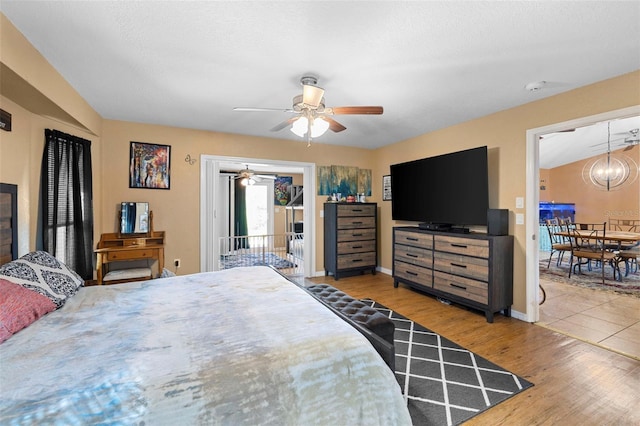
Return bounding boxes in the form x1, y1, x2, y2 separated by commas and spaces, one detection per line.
537, 116, 640, 360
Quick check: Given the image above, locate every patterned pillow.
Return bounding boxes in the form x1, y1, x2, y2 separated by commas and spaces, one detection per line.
0, 278, 57, 343
0, 251, 84, 308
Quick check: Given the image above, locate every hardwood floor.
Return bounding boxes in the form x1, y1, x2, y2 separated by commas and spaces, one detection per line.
307, 272, 640, 425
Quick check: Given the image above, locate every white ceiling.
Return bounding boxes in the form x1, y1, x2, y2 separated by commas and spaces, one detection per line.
2, 1, 640, 169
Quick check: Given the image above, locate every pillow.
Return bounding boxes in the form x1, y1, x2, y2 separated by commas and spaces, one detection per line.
160, 268, 176, 278
0, 251, 84, 308
0, 278, 56, 343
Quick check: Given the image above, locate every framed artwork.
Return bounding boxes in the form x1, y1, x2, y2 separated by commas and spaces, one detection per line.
129, 142, 171, 189
274, 176, 293, 205
383, 175, 392, 201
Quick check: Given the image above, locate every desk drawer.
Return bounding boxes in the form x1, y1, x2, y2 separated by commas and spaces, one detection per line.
395, 230, 433, 249
337, 252, 376, 269
394, 260, 432, 284
107, 249, 155, 261
337, 204, 376, 217
434, 235, 489, 258
337, 216, 375, 229
433, 251, 488, 281
338, 240, 376, 254
434, 270, 488, 304
394, 244, 432, 268
337, 228, 376, 242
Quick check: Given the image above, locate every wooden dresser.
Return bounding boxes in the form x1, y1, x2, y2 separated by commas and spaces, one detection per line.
393, 226, 513, 322
95, 231, 165, 284
324, 203, 377, 280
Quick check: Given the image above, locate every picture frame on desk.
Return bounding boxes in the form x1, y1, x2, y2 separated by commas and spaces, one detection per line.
129, 142, 171, 189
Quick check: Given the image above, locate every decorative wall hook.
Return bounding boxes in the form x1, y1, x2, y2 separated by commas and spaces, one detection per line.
185, 154, 196, 165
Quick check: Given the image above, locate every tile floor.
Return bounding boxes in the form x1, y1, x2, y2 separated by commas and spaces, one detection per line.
537, 274, 640, 360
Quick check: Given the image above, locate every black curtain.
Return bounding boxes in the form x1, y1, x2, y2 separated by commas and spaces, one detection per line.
234, 179, 249, 249
41, 129, 94, 279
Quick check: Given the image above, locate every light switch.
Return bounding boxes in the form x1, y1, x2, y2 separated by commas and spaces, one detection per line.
516, 213, 525, 225
516, 197, 524, 209
320, 210, 324, 218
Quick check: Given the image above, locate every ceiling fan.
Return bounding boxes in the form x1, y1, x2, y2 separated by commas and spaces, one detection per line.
232, 165, 277, 186
591, 128, 640, 151
233, 75, 383, 146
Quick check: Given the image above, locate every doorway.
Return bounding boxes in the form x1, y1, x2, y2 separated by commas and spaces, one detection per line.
525, 105, 640, 323
200, 155, 316, 275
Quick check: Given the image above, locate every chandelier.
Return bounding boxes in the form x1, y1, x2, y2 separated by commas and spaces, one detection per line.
582, 122, 639, 191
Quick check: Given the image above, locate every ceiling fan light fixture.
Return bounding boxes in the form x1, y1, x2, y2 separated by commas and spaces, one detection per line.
290, 117, 308, 137
290, 116, 330, 139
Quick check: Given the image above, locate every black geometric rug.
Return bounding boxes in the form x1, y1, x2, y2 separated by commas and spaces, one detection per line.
362, 299, 534, 426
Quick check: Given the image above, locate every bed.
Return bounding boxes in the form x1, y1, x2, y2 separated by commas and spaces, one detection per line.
0, 257, 411, 425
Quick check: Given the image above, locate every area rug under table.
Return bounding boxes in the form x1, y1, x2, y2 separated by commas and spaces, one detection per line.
540, 258, 640, 297
362, 299, 533, 426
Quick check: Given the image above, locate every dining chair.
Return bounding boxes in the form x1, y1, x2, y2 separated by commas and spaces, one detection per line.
609, 218, 640, 232
617, 247, 640, 276
544, 218, 571, 268
568, 222, 621, 284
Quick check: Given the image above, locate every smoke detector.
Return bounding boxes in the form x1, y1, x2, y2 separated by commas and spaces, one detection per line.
525, 81, 547, 92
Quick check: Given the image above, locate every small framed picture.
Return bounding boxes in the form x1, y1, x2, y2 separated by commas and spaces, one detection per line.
129, 142, 171, 189
383, 175, 392, 201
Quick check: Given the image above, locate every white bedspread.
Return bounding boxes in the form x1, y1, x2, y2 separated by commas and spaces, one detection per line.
0, 266, 411, 425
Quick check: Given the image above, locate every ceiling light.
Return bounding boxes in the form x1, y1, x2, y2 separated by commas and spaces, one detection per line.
582, 122, 639, 191
290, 116, 330, 138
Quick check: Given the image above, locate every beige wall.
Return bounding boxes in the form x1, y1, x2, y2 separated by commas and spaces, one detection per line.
2, 13, 639, 317
541, 149, 640, 223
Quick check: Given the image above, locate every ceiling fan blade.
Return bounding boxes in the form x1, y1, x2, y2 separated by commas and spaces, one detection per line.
302, 84, 325, 108
324, 117, 347, 133
234, 107, 294, 113
270, 117, 299, 132
329, 106, 384, 115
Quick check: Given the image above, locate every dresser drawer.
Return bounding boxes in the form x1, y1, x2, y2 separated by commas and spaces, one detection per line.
337, 252, 376, 269
337, 216, 375, 229
394, 260, 432, 284
434, 235, 489, 258
433, 251, 488, 281
395, 230, 433, 249
434, 270, 488, 304
394, 243, 432, 268
338, 240, 376, 254
107, 249, 155, 261
337, 204, 376, 217
337, 228, 376, 242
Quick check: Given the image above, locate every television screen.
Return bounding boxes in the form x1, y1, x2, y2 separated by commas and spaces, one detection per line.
390, 146, 489, 226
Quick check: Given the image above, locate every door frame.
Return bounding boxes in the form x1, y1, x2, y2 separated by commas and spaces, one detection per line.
200, 155, 316, 274
524, 105, 640, 322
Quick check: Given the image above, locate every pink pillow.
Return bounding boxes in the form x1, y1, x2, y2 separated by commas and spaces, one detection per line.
0, 278, 56, 343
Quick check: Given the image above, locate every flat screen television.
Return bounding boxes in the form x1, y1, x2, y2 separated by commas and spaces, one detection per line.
390, 146, 489, 229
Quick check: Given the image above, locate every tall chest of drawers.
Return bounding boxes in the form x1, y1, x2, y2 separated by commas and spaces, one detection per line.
324, 203, 377, 280
393, 226, 513, 322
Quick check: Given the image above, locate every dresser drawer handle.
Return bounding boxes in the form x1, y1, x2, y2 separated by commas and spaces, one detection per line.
353, 233, 363, 237
352, 221, 363, 225
406, 253, 418, 258
406, 270, 418, 276
352, 209, 363, 212
352, 259, 363, 263
352, 245, 363, 249
407, 237, 419, 241
450, 283, 467, 290
451, 243, 468, 248
450, 262, 467, 269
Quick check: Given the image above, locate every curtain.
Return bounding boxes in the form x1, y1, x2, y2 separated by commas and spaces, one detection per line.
40, 129, 94, 280
234, 179, 249, 249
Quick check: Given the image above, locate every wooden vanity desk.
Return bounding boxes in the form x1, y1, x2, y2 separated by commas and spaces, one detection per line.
95, 231, 165, 285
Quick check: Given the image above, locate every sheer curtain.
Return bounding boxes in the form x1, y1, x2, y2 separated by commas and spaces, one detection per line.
40, 129, 94, 279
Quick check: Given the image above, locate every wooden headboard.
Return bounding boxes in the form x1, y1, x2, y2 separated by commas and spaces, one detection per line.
0, 183, 18, 266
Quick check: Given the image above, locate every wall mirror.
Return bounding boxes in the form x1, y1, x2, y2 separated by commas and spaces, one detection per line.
119, 202, 150, 236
